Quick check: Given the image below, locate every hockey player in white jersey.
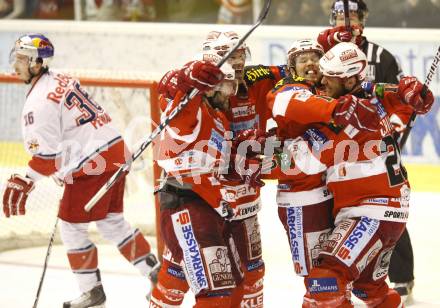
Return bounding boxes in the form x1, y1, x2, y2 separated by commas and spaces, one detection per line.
3, 34, 160, 308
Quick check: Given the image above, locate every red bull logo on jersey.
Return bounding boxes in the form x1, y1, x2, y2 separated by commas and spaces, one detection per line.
286, 207, 308, 276
47, 73, 72, 104
336, 217, 380, 266
171, 210, 208, 294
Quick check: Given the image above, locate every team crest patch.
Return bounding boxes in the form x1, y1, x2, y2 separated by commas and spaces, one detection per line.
27, 139, 40, 154
372, 246, 393, 281
203, 246, 235, 290
244, 215, 263, 259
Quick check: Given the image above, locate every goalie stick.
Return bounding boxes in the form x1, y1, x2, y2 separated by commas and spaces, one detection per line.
399, 45, 440, 149
84, 0, 273, 212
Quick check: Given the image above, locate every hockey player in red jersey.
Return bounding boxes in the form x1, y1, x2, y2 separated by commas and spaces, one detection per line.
264, 39, 337, 282
2, 34, 160, 308
267, 42, 433, 307
151, 30, 286, 308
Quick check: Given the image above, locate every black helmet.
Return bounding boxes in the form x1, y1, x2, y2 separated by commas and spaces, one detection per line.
330, 0, 369, 26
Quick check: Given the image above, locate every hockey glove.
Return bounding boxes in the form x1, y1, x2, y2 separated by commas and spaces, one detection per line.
398, 76, 434, 114
333, 95, 380, 132
317, 25, 363, 52
158, 69, 179, 99
177, 60, 225, 94
3, 174, 35, 217
222, 129, 267, 188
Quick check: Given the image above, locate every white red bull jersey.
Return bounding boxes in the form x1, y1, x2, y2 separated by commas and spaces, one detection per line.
22, 70, 126, 181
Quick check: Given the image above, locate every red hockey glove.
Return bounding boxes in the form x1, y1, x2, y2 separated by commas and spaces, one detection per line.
2, 174, 35, 217
158, 69, 179, 99
177, 60, 224, 94
398, 77, 434, 114
222, 129, 267, 188
333, 95, 380, 132
224, 154, 265, 188
317, 25, 363, 52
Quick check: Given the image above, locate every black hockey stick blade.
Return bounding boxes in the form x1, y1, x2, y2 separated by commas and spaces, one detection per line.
84, 0, 273, 212
399, 45, 440, 149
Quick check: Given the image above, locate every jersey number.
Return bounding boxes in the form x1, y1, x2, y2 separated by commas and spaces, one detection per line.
381, 135, 407, 186
24, 112, 34, 126
65, 82, 103, 126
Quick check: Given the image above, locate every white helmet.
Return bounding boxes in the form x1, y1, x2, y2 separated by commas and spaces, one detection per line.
202, 30, 250, 60
10, 34, 54, 68
287, 39, 324, 68
319, 42, 367, 80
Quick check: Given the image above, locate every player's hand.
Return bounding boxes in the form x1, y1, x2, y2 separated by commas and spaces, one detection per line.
333, 95, 380, 132
224, 154, 265, 188
2, 174, 35, 217
317, 25, 363, 52
158, 69, 179, 99
233, 129, 267, 157
398, 76, 434, 114
221, 129, 267, 188
177, 60, 224, 94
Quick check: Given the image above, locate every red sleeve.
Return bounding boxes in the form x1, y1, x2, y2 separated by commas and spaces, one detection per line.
28, 157, 57, 176
268, 83, 338, 125
162, 90, 202, 136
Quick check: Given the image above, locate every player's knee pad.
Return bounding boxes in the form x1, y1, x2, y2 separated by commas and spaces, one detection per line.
355, 288, 403, 308
95, 213, 133, 244
231, 259, 265, 308
304, 267, 353, 308
194, 291, 232, 308
60, 219, 91, 249
278, 204, 332, 277
150, 260, 189, 307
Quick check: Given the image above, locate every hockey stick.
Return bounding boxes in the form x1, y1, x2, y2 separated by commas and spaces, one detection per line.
343, 0, 351, 31
399, 45, 440, 149
84, 0, 272, 212
32, 217, 59, 308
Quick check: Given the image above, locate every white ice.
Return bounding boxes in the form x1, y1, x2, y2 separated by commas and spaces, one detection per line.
1, 184, 439, 307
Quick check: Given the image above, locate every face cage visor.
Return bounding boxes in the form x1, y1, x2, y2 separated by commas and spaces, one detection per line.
330, 1, 367, 26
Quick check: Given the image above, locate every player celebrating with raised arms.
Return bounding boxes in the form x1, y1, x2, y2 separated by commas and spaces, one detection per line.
3, 34, 159, 308
152, 30, 286, 308
264, 39, 338, 283
268, 42, 433, 307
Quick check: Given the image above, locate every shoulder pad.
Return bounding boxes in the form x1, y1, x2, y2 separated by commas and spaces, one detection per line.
272, 76, 310, 92
244, 65, 275, 86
